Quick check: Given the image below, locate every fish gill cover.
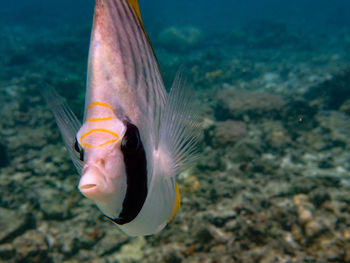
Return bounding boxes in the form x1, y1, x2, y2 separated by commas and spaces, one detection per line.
0, 0, 350, 262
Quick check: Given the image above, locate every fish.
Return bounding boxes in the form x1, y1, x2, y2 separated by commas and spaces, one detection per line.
43, 0, 199, 236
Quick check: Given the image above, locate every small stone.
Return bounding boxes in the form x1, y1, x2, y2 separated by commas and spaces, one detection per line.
298, 208, 313, 225
343, 228, 350, 240
13, 230, 51, 262
293, 194, 309, 207
291, 224, 303, 244
304, 220, 323, 237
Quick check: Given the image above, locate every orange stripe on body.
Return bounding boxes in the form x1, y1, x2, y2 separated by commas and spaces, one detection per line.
82, 138, 119, 148
86, 116, 115, 122
88, 102, 114, 111
80, 128, 119, 148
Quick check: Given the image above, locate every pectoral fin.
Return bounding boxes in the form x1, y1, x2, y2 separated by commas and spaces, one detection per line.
42, 87, 83, 174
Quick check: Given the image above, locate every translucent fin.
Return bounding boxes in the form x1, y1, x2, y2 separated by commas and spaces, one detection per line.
159, 72, 200, 175
42, 87, 83, 174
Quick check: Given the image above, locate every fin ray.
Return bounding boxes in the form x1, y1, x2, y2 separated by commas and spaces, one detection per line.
159, 71, 201, 174
42, 87, 83, 174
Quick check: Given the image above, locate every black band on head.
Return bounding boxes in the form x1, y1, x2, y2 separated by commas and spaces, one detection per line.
108, 122, 148, 225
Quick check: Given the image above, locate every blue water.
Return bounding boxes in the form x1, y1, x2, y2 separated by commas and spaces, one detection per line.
1, 0, 350, 262
3, 1, 350, 30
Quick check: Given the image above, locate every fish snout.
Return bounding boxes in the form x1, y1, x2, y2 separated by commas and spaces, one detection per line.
78, 167, 108, 201
78, 165, 126, 219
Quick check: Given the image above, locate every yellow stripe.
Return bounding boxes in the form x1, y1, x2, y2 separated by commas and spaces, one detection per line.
80, 128, 119, 148
87, 102, 114, 111
82, 138, 119, 148
86, 116, 115, 122
80, 128, 119, 141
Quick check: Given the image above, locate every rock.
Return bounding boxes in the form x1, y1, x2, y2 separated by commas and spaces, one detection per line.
0, 207, 33, 243
162, 244, 184, 263
215, 89, 286, 120
179, 174, 200, 194
111, 237, 146, 263
304, 220, 324, 238
291, 224, 303, 244
0, 243, 15, 260
158, 26, 202, 51
298, 208, 313, 225
197, 147, 226, 171
293, 194, 314, 225
94, 231, 129, 256
310, 190, 331, 208
38, 188, 71, 220
293, 194, 309, 207
339, 98, 350, 115
345, 243, 350, 262
305, 68, 350, 110
229, 139, 262, 162
209, 120, 247, 148
13, 230, 51, 262
343, 228, 350, 241
205, 69, 223, 81
0, 142, 8, 168
195, 226, 214, 243
283, 99, 318, 132
201, 209, 237, 227
263, 121, 292, 149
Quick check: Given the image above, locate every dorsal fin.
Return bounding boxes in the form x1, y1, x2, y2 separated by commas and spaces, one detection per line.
126, 0, 149, 40
125, 0, 163, 104
126, 0, 142, 24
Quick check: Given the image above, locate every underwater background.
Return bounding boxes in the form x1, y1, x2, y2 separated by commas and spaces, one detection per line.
1, 0, 350, 262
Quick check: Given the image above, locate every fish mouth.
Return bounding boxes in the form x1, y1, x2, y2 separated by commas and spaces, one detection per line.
78, 167, 106, 199
79, 184, 97, 190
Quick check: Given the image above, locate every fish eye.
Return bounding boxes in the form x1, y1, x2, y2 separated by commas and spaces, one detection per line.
74, 138, 84, 161
121, 133, 139, 152
121, 123, 140, 153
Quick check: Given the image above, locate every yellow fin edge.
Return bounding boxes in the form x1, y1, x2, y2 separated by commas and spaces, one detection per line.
126, 0, 160, 69
126, 0, 148, 37
169, 183, 181, 221
127, 0, 142, 24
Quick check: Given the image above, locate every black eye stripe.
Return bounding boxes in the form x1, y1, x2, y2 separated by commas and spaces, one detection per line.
121, 129, 140, 153
74, 138, 84, 161
109, 122, 148, 225
74, 138, 80, 152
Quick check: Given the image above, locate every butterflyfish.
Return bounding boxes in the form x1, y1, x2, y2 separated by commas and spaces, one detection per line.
44, 0, 199, 236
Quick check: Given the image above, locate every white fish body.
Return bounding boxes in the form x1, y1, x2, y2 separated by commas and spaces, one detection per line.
44, 0, 198, 236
